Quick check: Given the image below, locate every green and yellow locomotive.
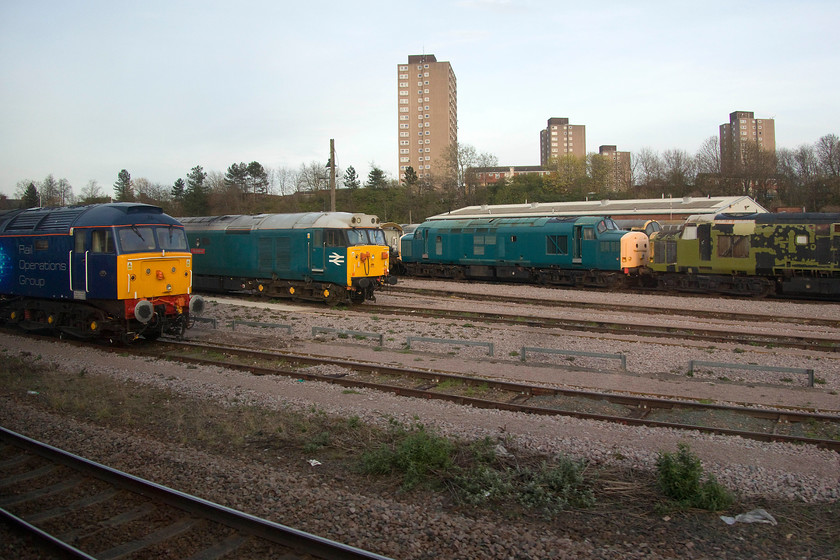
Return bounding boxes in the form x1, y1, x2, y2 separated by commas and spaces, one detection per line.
649, 212, 840, 297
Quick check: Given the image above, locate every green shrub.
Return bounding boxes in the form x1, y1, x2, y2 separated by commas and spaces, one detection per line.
453, 464, 513, 505
656, 443, 733, 510
516, 458, 595, 514
357, 427, 597, 515
358, 424, 455, 490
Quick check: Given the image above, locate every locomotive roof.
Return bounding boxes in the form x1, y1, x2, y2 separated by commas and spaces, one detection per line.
0, 203, 178, 235
418, 215, 606, 229
717, 212, 840, 224
179, 212, 381, 232
427, 196, 768, 220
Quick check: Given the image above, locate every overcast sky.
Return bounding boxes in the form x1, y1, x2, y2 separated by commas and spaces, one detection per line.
1, 0, 838, 200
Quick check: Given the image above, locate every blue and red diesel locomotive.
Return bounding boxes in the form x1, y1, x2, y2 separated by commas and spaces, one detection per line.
0, 203, 203, 342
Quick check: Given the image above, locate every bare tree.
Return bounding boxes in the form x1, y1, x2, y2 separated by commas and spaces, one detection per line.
661, 149, 696, 197
816, 134, 840, 178
695, 136, 721, 176
296, 161, 329, 193
738, 141, 777, 206
632, 147, 664, 194
80, 180, 105, 203
694, 136, 724, 196
56, 178, 73, 205
777, 145, 820, 210
39, 175, 60, 206
133, 178, 171, 206
273, 166, 299, 196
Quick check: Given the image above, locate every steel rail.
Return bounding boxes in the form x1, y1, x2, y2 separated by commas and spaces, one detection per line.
149, 340, 840, 453
0, 427, 393, 560
382, 283, 840, 329
359, 303, 840, 353
0, 506, 97, 559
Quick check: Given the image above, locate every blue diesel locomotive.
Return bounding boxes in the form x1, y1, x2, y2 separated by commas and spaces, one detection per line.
400, 215, 649, 287
180, 212, 397, 305
0, 203, 203, 341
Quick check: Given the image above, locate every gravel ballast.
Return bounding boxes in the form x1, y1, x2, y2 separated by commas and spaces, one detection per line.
2, 281, 838, 559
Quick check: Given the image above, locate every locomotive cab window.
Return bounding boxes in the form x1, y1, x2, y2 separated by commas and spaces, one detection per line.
118, 227, 155, 253
347, 229, 386, 246
157, 226, 188, 251
74, 230, 86, 252
583, 228, 595, 240
597, 219, 619, 233
368, 229, 386, 245
325, 229, 346, 247
681, 225, 697, 240
91, 230, 115, 253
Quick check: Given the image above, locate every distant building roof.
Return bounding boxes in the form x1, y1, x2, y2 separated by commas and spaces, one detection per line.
428, 196, 768, 222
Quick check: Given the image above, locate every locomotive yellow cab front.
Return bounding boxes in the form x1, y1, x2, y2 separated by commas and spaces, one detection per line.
348, 245, 390, 285
119, 254, 193, 300
620, 231, 649, 273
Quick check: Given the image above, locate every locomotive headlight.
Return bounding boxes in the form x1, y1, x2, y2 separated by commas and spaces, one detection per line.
166, 284, 172, 291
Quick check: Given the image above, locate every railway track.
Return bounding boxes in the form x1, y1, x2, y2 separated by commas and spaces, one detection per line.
208, 287, 840, 353
132, 339, 840, 453
0, 427, 392, 560
383, 283, 840, 329
363, 299, 840, 353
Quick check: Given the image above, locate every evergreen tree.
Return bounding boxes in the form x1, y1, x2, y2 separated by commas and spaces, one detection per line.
224, 163, 249, 194
171, 178, 185, 202
22, 182, 38, 208
113, 169, 133, 201
343, 166, 361, 189
246, 161, 270, 195
402, 166, 419, 190
365, 165, 388, 190
182, 165, 208, 216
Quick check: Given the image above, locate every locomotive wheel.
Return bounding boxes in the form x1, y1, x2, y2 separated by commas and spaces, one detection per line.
322, 285, 344, 307
350, 290, 366, 304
